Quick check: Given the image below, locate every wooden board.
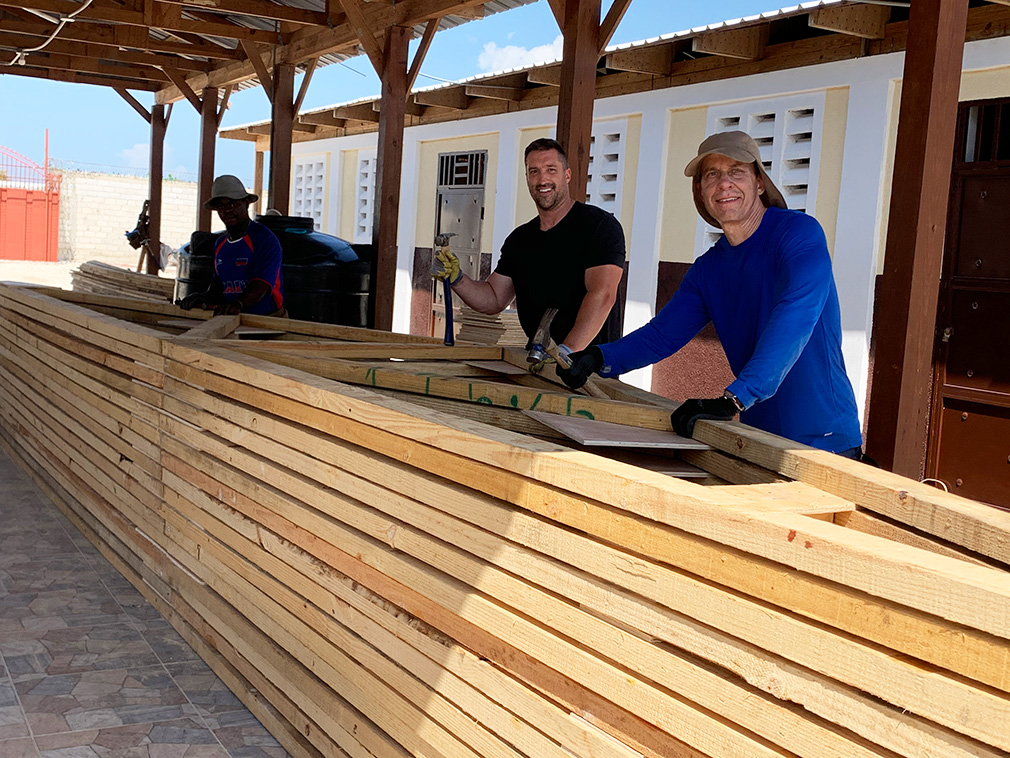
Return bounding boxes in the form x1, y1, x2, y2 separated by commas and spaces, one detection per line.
524, 409, 711, 449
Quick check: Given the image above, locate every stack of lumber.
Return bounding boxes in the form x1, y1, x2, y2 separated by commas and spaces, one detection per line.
71, 260, 176, 302
1, 283, 1009, 758
455, 306, 526, 346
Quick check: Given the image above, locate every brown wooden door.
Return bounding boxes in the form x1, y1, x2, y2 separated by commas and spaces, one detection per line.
927, 98, 1010, 507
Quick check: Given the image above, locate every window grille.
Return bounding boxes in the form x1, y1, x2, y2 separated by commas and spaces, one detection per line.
292, 158, 326, 231
695, 93, 826, 256
437, 151, 487, 188
585, 120, 627, 216
355, 149, 377, 244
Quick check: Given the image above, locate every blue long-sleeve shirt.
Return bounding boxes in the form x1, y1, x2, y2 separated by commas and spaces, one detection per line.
599, 207, 862, 452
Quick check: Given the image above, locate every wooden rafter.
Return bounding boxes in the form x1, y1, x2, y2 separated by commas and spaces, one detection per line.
692, 25, 766, 60
599, 0, 633, 52
546, 0, 565, 29
0, 0, 282, 44
413, 86, 471, 110
334, 102, 382, 122
216, 83, 233, 127
10, 64, 162, 90
158, 0, 328, 27
809, 5, 891, 40
18, 51, 169, 83
605, 46, 673, 75
335, 0, 385, 72
240, 40, 274, 101
298, 110, 347, 127
464, 84, 525, 101
0, 32, 212, 72
163, 68, 203, 111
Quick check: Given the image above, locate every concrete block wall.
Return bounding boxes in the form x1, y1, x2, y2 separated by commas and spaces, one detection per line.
57, 172, 199, 264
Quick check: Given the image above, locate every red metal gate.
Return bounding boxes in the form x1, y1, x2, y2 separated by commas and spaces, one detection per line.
0, 146, 61, 261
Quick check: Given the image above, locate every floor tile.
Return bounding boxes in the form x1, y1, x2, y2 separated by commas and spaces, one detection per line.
0, 667, 30, 741
34, 716, 229, 757
15, 665, 194, 736
213, 720, 287, 758
142, 627, 203, 666
165, 661, 244, 727
3, 623, 161, 682
0, 588, 129, 639
0, 737, 41, 757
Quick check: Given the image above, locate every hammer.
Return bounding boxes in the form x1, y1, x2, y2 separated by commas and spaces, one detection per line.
527, 308, 609, 398
432, 232, 457, 346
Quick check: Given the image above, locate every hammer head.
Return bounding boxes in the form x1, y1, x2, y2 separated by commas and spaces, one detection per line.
526, 307, 559, 364
433, 231, 456, 248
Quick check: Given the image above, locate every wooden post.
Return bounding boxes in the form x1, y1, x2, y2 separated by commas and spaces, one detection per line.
864, 0, 969, 476
254, 149, 265, 216
371, 26, 410, 332
197, 86, 219, 232
556, 0, 601, 202
147, 104, 166, 275
269, 63, 295, 216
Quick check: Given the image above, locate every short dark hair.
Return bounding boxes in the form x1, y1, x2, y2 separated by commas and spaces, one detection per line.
524, 138, 569, 168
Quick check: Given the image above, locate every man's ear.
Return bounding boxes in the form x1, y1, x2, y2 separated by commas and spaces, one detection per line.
565, 166, 572, 184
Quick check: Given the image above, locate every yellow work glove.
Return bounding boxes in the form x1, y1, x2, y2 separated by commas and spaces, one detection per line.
431, 248, 462, 285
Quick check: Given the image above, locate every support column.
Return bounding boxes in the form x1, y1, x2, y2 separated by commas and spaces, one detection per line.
371, 25, 410, 332
147, 104, 167, 274
197, 86, 219, 232
269, 63, 295, 215
254, 149, 265, 215
864, 0, 969, 475
556, 0, 601, 202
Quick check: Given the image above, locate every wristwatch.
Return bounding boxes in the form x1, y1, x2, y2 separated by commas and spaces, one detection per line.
723, 389, 745, 413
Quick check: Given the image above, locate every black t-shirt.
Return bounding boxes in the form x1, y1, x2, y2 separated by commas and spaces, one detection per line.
495, 202, 626, 347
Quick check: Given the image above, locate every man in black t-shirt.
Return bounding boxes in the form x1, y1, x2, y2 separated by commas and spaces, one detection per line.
433, 138, 626, 353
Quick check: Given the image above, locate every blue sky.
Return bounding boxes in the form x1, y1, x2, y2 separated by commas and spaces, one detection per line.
0, 0, 784, 185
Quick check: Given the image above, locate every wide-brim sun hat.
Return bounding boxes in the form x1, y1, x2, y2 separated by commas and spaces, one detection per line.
684, 130, 788, 229
204, 174, 258, 210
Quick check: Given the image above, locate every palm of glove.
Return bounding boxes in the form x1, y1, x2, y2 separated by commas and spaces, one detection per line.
670, 397, 738, 438
431, 248, 461, 284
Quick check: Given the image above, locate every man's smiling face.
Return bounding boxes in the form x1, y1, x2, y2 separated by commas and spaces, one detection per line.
525, 148, 571, 212
697, 153, 765, 228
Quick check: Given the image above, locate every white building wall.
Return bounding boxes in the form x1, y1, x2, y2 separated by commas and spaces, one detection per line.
290, 36, 1010, 414
57, 173, 198, 264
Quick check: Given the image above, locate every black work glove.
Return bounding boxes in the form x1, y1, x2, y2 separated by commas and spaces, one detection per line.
177, 292, 207, 311
670, 396, 738, 438
555, 346, 604, 390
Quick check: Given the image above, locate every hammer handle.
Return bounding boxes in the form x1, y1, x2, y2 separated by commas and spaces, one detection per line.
442, 277, 455, 346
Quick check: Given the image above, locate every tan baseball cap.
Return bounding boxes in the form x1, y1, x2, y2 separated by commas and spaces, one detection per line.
204, 174, 257, 210
684, 130, 787, 228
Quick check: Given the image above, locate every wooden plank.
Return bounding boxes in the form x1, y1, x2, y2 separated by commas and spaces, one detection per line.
808, 4, 890, 39
864, 0, 970, 474
229, 342, 503, 360
175, 314, 241, 341
694, 420, 1010, 567
523, 409, 710, 449
692, 25, 766, 60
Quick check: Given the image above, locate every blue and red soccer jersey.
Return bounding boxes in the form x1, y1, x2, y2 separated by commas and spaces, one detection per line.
212, 220, 284, 315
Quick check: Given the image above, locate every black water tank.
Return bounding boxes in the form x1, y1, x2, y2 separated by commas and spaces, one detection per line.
174, 220, 371, 328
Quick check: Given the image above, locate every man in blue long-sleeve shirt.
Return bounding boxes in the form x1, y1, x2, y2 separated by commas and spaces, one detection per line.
559, 131, 863, 456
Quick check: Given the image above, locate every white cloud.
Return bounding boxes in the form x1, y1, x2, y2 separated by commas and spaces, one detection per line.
119, 143, 149, 169
477, 35, 563, 73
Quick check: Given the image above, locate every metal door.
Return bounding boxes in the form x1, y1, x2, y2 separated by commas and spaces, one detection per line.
927, 98, 1010, 507
0, 146, 60, 262
431, 151, 486, 338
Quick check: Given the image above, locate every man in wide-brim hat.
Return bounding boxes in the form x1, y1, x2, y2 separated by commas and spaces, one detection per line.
558, 130, 864, 458
180, 174, 286, 317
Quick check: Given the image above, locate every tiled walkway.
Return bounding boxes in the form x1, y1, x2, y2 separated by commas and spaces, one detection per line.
0, 445, 288, 758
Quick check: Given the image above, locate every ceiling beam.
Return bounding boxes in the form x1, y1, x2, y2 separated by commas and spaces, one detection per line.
604, 45, 673, 75
163, 67, 204, 111
334, 102, 382, 122
0, 33, 211, 72
158, 0, 328, 26
0, 14, 243, 59
335, 0, 385, 72
0, 0, 282, 44
115, 87, 152, 123
692, 25, 766, 60
808, 4, 891, 39
464, 84, 525, 101
298, 111, 347, 127
527, 65, 562, 86
599, 0, 633, 52
14, 51, 169, 82
240, 40, 274, 101
7, 64, 162, 90
413, 86, 471, 109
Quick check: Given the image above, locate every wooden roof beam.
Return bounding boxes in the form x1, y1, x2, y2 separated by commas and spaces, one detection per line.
158, 0, 329, 26
0, 0, 283, 44
334, 102, 382, 122
9, 64, 162, 90
240, 40, 274, 101
808, 4, 891, 39
335, 0, 385, 72
115, 87, 152, 123
0, 32, 211, 72
413, 86, 471, 110
406, 17, 438, 91
605, 45, 673, 75
599, 0, 633, 52
298, 111, 348, 127
16, 51, 169, 83
527, 65, 562, 86
0, 14, 243, 59
464, 83, 525, 101
692, 25, 766, 60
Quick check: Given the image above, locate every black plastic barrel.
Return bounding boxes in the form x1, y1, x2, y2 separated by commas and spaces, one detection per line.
173, 219, 371, 327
